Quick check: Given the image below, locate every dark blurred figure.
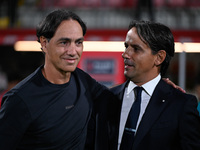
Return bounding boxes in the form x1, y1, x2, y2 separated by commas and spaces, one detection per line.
0, 71, 21, 108
0, 0, 19, 27
195, 84, 200, 115
195, 67, 200, 115
135, 0, 154, 21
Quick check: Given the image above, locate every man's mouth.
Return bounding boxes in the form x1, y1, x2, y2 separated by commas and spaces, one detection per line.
124, 59, 134, 68
63, 57, 77, 64
124, 64, 132, 69
66, 59, 76, 64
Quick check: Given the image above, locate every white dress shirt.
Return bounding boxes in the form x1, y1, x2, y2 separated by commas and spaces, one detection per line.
118, 74, 161, 150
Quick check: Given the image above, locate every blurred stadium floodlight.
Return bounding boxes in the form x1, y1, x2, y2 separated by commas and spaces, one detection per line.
14, 41, 200, 53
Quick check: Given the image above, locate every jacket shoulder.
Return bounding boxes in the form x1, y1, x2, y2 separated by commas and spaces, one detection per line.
110, 81, 128, 95
159, 80, 197, 102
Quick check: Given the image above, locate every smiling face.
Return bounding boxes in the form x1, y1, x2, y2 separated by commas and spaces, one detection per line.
41, 19, 84, 75
122, 27, 162, 85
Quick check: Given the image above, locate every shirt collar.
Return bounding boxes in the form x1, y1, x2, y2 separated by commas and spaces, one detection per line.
127, 74, 161, 96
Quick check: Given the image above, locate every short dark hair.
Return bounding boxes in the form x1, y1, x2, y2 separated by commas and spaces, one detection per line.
36, 9, 87, 43
128, 20, 175, 77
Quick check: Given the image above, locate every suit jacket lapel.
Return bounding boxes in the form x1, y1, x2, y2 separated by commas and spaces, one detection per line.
109, 80, 128, 139
111, 80, 128, 101
133, 80, 172, 149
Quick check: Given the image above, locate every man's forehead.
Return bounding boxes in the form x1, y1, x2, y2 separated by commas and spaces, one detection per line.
52, 21, 83, 40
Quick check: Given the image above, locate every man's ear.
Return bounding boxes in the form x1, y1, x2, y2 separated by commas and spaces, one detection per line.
155, 50, 166, 66
40, 36, 47, 53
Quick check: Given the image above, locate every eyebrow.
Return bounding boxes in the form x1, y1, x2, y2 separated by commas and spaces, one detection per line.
124, 41, 138, 47
58, 37, 84, 42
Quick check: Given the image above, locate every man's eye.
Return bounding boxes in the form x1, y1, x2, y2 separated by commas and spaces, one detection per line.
61, 41, 67, 45
124, 44, 128, 49
76, 41, 83, 46
133, 46, 142, 53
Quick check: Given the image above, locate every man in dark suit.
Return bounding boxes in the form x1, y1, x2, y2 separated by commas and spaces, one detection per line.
86, 20, 200, 150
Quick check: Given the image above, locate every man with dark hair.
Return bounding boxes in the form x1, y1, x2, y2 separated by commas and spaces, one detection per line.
86, 20, 200, 150
0, 9, 111, 150
117, 20, 200, 150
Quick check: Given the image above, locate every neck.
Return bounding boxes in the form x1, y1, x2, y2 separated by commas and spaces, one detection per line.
42, 66, 71, 84
131, 73, 160, 87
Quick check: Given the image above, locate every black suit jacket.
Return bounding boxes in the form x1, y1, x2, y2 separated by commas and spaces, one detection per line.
86, 79, 200, 150
85, 86, 121, 150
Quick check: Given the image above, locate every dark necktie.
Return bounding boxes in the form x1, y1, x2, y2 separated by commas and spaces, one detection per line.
120, 86, 143, 150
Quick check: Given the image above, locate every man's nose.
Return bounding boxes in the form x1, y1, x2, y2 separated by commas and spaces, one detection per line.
122, 50, 130, 59
67, 43, 76, 55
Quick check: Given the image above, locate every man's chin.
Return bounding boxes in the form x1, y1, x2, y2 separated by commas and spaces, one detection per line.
124, 72, 131, 80
63, 66, 77, 73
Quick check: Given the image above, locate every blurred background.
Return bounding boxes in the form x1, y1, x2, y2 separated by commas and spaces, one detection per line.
0, 0, 200, 102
